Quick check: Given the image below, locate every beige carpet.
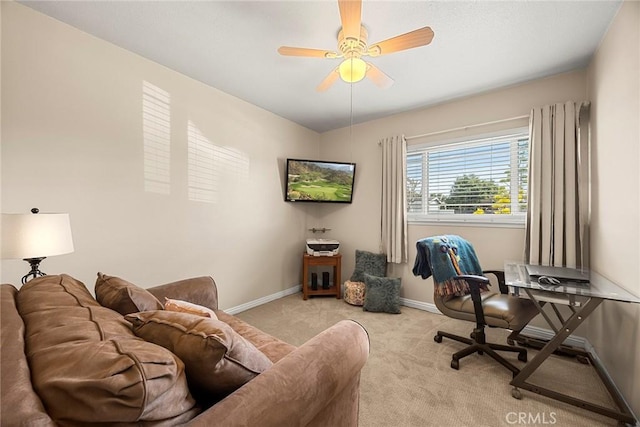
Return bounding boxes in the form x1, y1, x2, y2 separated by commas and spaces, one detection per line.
236, 294, 623, 427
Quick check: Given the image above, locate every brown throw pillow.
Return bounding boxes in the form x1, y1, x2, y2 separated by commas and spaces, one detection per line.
95, 273, 163, 315
125, 311, 272, 402
164, 297, 218, 319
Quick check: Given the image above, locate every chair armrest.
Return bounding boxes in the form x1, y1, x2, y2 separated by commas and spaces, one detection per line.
185, 320, 370, 427
147, 276, 219, 311
482, 270, 508, 294
454, 274, 489, 326
454, 274, 489, 285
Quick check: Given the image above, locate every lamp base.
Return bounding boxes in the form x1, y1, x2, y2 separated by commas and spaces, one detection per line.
22, 257, 47, 284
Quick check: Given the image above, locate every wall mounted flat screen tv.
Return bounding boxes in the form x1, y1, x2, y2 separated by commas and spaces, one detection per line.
285, 158, 356, 203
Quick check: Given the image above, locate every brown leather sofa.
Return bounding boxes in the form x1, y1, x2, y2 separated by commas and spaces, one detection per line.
1, 274, 369, 426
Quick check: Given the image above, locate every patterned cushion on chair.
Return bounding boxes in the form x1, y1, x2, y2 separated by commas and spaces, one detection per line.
344, 281, 366, 306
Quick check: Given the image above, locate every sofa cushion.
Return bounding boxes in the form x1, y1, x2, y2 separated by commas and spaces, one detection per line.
164, 297, 218, 319
95, 272, 163, 315
17, 275, 198, 425
1, 284, 55, 426
125, 310, 272, 403
363, 273, 401, 314
350, 250, 387, 282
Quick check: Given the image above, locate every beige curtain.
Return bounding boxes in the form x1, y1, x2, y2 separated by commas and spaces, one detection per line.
381, 135, 408, 264
525, 101, 590, 268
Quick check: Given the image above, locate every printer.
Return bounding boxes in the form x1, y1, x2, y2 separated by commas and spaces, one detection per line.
306, 238, 340, 256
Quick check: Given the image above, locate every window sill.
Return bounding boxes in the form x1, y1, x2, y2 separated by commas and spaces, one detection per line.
408, 218, 525, 229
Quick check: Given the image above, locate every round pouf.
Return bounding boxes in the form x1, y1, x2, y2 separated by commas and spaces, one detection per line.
344, 280, 366, 306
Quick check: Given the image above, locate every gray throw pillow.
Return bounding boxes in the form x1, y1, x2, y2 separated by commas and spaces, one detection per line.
363, 273, 401, 314
350, 250, 387, 282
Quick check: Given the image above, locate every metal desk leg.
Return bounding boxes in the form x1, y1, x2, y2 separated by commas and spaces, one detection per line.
524, 288, 559, 333
510, 296, 635, 424
514, 289, 587, 361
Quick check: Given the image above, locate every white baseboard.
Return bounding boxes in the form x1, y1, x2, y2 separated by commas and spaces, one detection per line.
519, 324, 586, 348
400, 297, 441, 314
225, 285, 301, 315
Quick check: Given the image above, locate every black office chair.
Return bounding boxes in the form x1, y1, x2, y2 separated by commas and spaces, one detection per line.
413, 236, 539, 376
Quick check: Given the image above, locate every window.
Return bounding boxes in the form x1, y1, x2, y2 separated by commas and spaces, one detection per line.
407, 128, 529, 226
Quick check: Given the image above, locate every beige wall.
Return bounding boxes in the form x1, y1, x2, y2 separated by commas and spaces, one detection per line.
0, 2, 320, 308
319, 71, 587, 305
587, 0, 640, 415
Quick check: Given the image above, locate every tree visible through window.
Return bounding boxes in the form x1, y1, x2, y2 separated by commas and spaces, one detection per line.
407, 130, 529, 224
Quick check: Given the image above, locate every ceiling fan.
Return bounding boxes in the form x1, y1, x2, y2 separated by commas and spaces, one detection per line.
278, 0, 434, 92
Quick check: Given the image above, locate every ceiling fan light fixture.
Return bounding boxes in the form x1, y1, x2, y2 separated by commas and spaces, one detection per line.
278, 0, 433, 91
339, 57, 367, 83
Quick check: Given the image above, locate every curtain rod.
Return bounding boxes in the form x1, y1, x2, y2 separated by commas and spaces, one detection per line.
404, 114, 529, 141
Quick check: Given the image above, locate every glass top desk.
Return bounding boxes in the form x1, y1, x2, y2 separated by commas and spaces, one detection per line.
505, 262, 640, 424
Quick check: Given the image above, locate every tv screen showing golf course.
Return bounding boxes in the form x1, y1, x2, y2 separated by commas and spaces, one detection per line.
285, 159, 356, 203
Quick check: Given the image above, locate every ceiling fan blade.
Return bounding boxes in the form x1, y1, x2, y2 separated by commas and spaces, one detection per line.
365, 62, 394, 89
278, 46, 337, 58
316, 68, 340, 92
368, 26, 434, 56
338, 0, 362, 40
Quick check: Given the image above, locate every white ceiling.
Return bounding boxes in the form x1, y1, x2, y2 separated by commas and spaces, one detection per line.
19, 0, 622, 133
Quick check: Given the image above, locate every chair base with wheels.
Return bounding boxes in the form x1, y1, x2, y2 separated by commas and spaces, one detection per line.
434, 322, 527, 375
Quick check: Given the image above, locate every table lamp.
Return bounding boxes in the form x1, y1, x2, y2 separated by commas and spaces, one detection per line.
1, 208, 74, 284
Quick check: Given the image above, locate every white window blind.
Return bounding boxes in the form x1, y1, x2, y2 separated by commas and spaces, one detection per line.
407, 129, 529, 225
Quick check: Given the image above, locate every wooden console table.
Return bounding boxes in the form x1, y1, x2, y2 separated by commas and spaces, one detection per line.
302, 253, 341, 300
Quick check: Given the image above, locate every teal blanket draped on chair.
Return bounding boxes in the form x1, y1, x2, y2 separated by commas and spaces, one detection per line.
412, 235, 487, 296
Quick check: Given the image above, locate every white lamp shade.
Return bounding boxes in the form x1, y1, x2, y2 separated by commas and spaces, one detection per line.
1, 213, 74, 259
